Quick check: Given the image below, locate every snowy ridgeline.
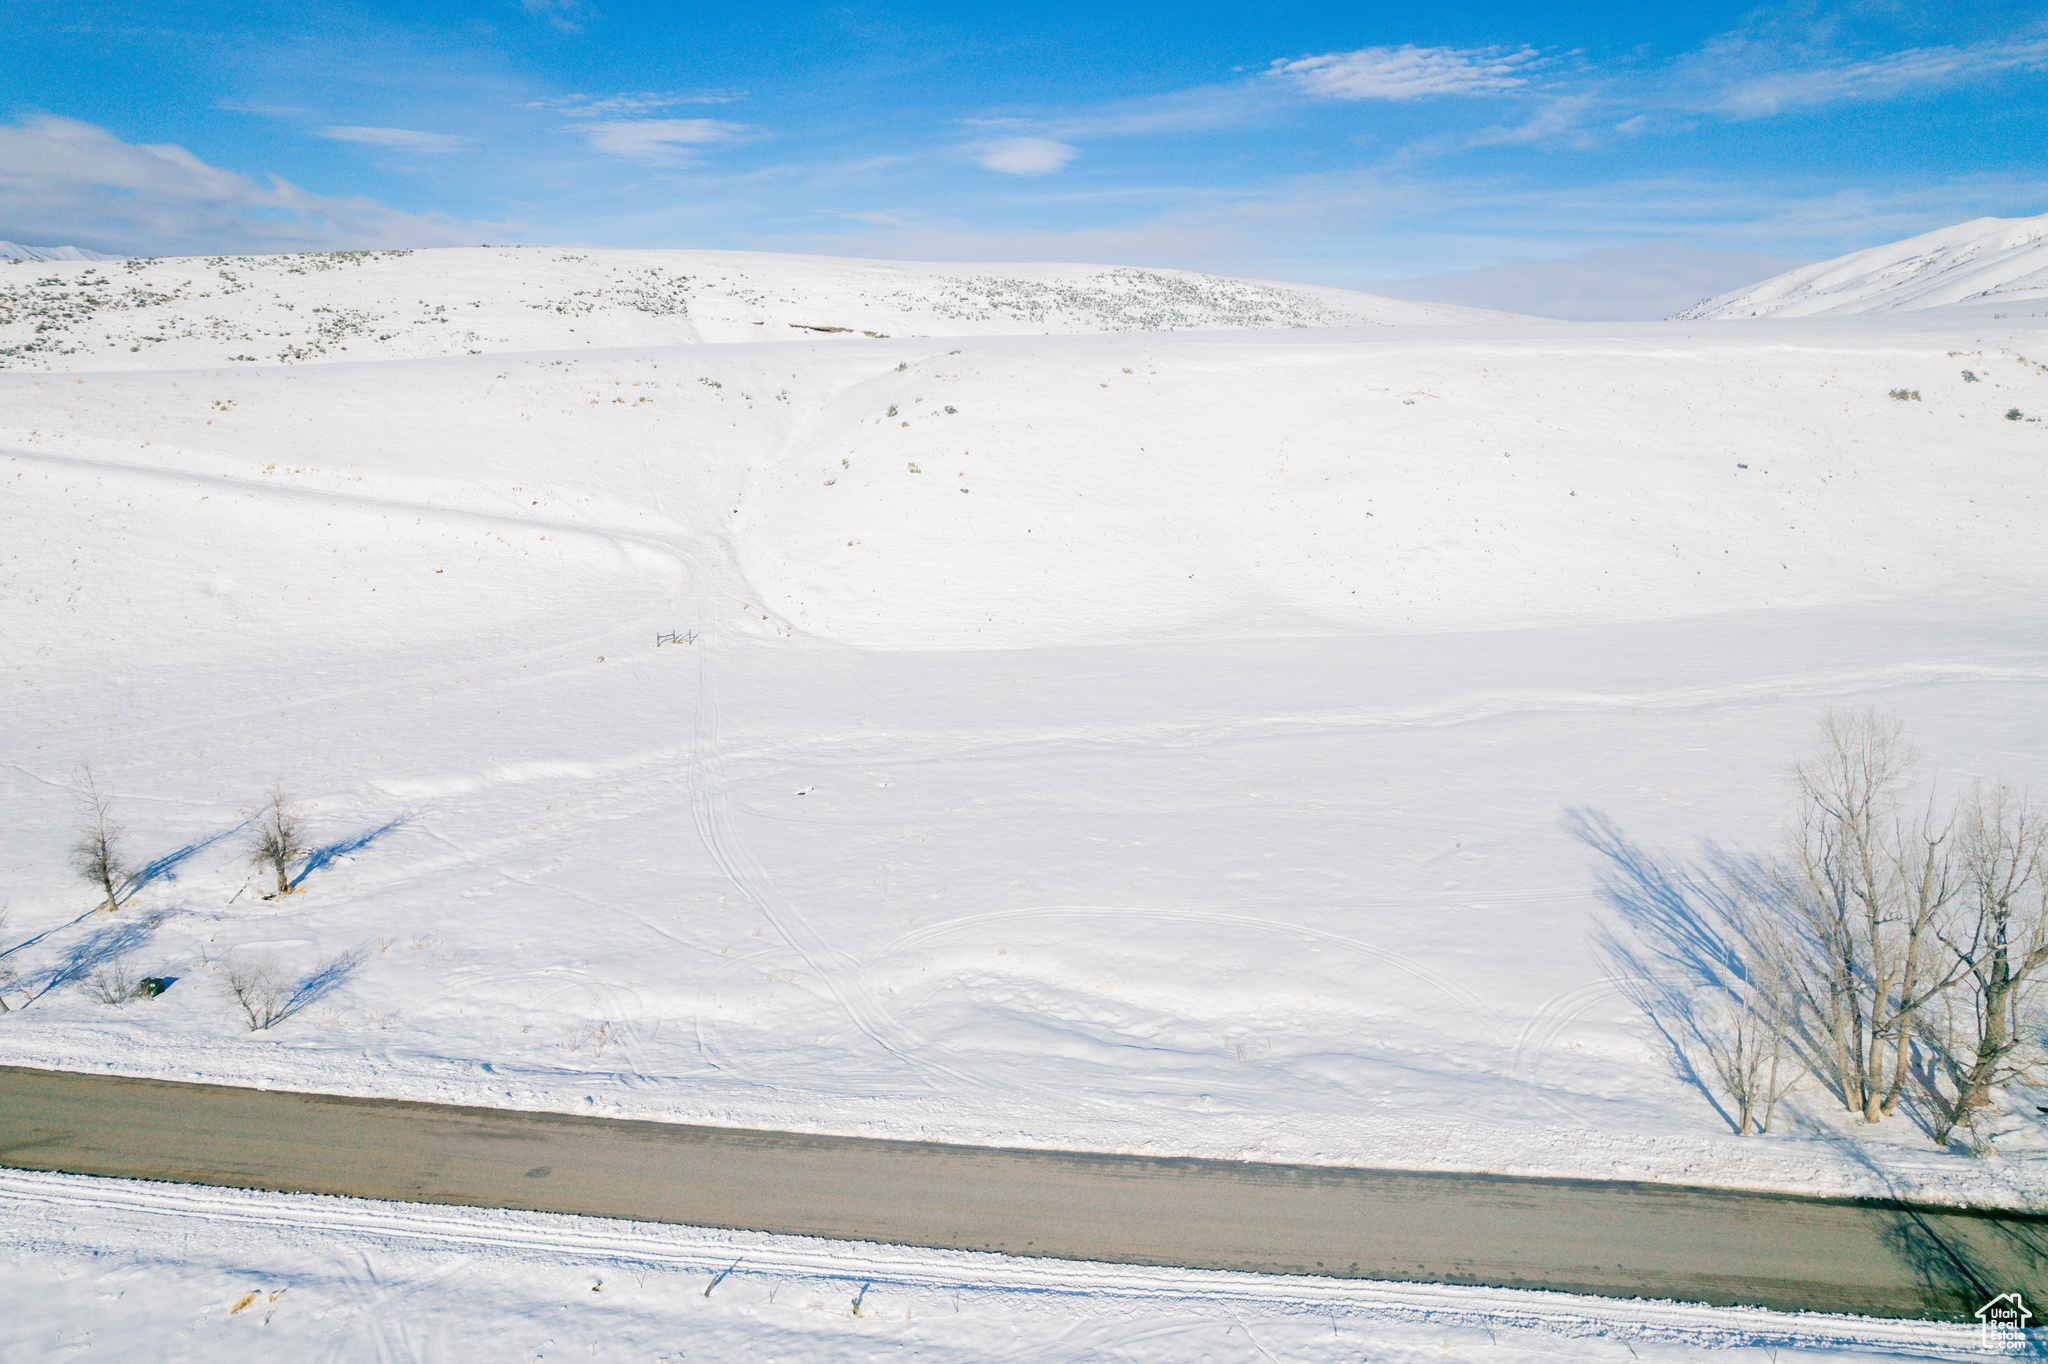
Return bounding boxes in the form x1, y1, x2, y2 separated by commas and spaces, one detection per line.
0, 245, 1509, 370
1680, 210, 2048, 319
0, 241, 116, 263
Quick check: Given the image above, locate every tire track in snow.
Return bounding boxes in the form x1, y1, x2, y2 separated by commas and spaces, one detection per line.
1505, 978, 1633, 1123
7, 442, 924, 1089
674, 541, 989, 1093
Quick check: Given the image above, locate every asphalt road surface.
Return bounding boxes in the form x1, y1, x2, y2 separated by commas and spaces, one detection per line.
3, 1064, 2041, 1320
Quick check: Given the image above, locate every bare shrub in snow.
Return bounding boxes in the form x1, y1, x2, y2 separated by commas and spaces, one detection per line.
250, 784, 308, 897
87, 957, 141, 1006
217, 945, 366, 1030
71, 763, 129, 912
218, 951, 289, 1029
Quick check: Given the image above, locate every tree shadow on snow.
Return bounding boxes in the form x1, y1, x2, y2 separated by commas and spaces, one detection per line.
24, 917, 156, 1002
276, 946, 369, 1024
122, 818, 252, 904
290, 814, 413, 891
1568, 807, 1773, 1134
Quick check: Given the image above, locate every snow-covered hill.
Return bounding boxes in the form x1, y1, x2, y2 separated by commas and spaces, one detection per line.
1678, 210, 2048, 319
0, 245, 1513, 371
0, 241, 115, 263
2, 244, 2047, 1212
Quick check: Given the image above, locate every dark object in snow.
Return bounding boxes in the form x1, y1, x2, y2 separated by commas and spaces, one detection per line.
137, 977, 170, 997
1963, 370, 1980, 382
2007, 408, 2025, 421
789, 323, 853, 333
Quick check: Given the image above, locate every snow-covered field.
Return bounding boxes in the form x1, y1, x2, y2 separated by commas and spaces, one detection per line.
0, 1169, 1992, 1362
4, 244, 2048, 1228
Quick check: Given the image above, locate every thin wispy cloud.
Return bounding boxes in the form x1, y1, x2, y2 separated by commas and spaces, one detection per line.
316, 126, 468, 152
574, 118, 747, 163
531, 92, 744, 118
1703, 38, 2048, 117
521, 0, 587, 35
217, 99, 316, 119
975, 138, 1078, 175
1271, 44, 1543, 101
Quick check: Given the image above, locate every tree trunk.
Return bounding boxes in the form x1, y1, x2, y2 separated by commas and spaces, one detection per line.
1959, 951, 2015, 1112
275, 862, 292, 897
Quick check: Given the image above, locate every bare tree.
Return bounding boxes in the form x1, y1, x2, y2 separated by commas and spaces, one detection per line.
217, 951, 288, 1030
1703, 888, 1802, 1134
1773, 709, 1963, 1122
0, 907, 15, 1014
71, 763, 128, 912
1917, 783, 2048, 1142
250, 784, 307, 897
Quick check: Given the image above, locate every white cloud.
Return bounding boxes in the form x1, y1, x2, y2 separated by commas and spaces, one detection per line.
530, 92, 744, 118
1708, 39, 2048, 117
975, 138, 1079, 175
316, 126, 468, 152
1271, 45, 1541, 101
574, 118, 746, 163
521, 0, 585, 34
0, 115, 492, 257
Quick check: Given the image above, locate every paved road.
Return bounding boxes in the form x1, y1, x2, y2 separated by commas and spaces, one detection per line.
2, 1065, 2041, 1320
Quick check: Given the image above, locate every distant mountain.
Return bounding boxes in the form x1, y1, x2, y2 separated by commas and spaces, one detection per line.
1675, 211, 2048, 319
0, 241, 118, 262
0, 244, 1523, 371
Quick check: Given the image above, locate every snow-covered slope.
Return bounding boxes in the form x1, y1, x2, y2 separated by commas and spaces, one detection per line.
0, 245, 1514, 371
1678, 211, 2048, 318
3, 245, 2047, 1210
0, 241, 116, 263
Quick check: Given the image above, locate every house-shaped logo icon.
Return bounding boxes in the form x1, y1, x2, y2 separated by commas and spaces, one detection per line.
1978, 1293, 2033, 1350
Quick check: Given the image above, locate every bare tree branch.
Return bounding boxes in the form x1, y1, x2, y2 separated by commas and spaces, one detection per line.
70, 763, 128, 912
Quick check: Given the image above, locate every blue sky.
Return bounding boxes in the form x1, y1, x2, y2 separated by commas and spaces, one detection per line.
3, 1, 2046, 315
